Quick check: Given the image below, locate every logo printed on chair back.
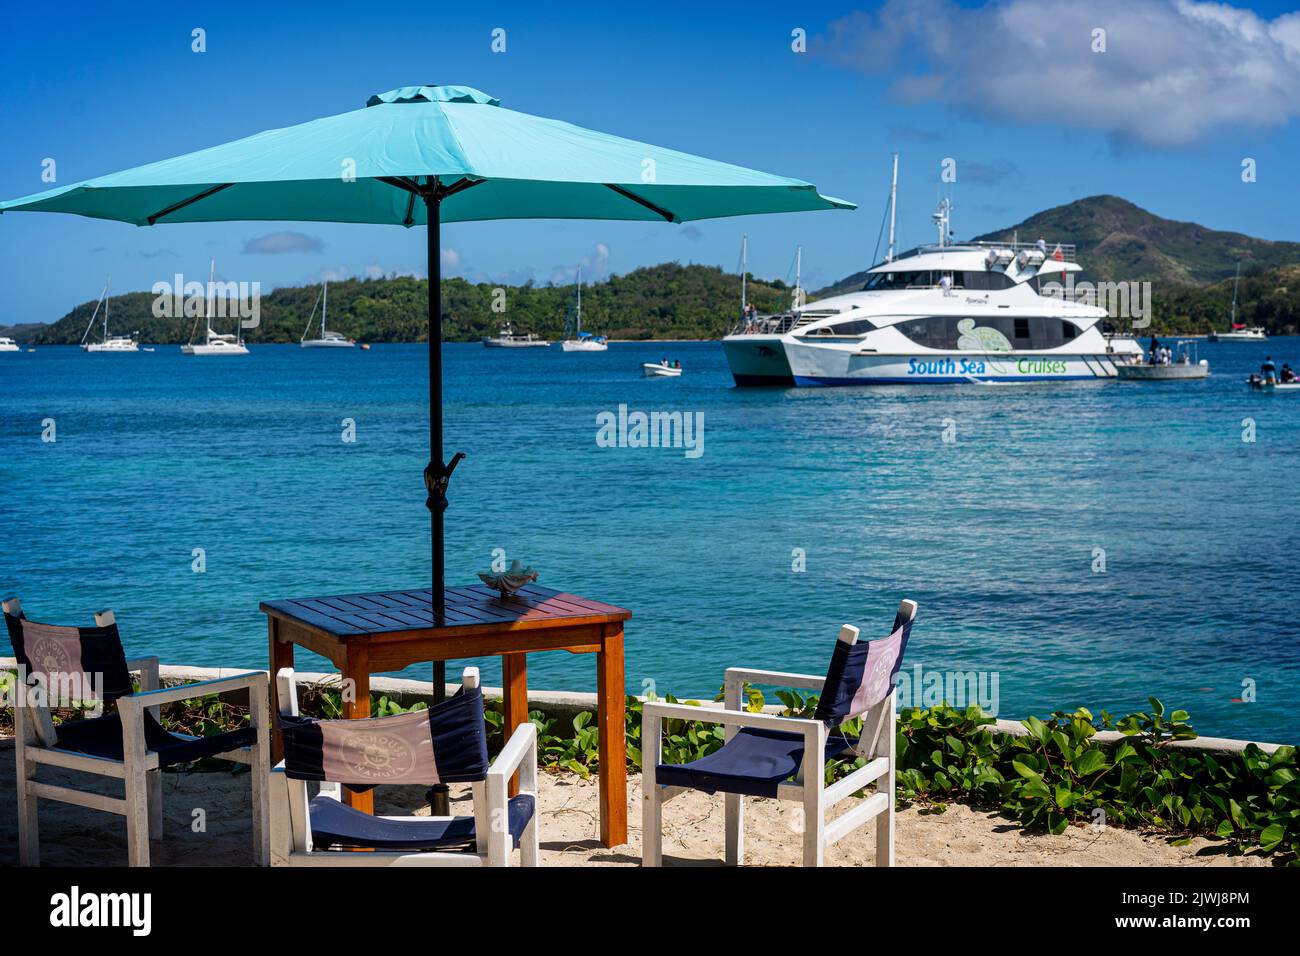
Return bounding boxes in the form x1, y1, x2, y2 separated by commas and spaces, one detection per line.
324, 713, 432, 783
4, 613, 133, 704
815, 605, 915, 727
280, 685, 490, 786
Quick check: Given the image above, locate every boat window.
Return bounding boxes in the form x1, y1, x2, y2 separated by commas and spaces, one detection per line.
863, 271, 932, 291
824, 318, 876, 336
892, 316, 1087, 350
962, 271, 1015, 291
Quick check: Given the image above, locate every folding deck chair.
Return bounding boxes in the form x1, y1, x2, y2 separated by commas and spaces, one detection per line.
3, 597, 270, 867
268, 665, 539, 866
642, 599, 916, 867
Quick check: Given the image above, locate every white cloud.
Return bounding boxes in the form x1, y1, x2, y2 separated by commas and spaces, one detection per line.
818, 0, 1300, 147
243, 230, 325, 254
550, 243, 612, 284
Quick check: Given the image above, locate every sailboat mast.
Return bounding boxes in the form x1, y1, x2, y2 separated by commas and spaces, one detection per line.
887, 152, 899, 263
741, 234, 748, 313
206, 259, 215, 342
794, 246, 802, 309
104, 281, 110, 340
1231, 261, 1240, 325
576, 265, 582, 334
322, 278, 328, 336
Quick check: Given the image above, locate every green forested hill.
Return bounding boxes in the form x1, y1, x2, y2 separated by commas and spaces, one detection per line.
811, 196, 1300, 335
18, 263, 793, 345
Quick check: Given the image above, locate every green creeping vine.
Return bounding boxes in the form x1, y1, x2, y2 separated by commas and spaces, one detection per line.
5, 670, 1294, 862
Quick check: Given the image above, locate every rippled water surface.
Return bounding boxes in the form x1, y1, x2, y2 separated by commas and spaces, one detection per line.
3, 339, 1297, 742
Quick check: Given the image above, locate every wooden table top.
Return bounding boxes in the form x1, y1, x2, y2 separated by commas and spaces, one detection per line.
260, 584, 631, 640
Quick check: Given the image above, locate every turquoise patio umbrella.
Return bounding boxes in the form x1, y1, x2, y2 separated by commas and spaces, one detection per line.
0, 84, 853, 618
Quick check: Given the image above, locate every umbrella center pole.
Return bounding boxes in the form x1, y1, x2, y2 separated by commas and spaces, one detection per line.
423, 184, 454, 817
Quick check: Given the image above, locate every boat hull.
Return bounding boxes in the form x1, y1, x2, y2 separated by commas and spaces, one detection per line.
720, 335, 794, 386
83, 342, 139, 353
182, 344, 249, 356
643, 363, 682, 377
560, 339, 607, 352
783, 344, 1131, 385
1117, 364, 1209, 380
482, 339, 550, 348
300, 339, 355, 348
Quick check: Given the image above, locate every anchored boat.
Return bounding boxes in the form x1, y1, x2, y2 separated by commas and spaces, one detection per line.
80, 279, 139, 352
482, 321, 549, 348
722, 160, 1142, 386
300, 279, 354, 348
182, 260, 249, 356
1116, 340, 1209, 380
560, 266, 607, 352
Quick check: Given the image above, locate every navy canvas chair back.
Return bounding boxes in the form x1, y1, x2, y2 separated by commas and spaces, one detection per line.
814, 599, 916, 728
3, 600, 133, 705
279, 685, 490, 787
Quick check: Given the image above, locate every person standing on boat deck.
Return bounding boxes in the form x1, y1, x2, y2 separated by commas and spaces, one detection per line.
1148, 334, 1160, 364
1036, 236, 1047, 255
1262, 356, 1278, 384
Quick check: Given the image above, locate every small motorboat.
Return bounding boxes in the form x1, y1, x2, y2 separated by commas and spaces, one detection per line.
1247, 374, 1300, 391
359, 343, 371, 350
643, 360, 682, 377
1117, 340, 1208, 380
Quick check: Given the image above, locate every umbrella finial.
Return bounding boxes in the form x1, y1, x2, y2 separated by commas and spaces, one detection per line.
366, 85, 500, 107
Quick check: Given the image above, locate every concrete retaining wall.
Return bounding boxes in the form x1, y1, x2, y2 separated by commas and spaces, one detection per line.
0, 658, 1286, 755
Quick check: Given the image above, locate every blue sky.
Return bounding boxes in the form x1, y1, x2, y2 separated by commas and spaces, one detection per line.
4, 0, 1300, 322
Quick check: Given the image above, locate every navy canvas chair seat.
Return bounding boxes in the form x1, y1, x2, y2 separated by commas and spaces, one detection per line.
54, 710, 258, 767
4, 598, 271, 867
267, 665, 540, 867
655, 727, 859, 798
308, 791, 536, 852
643, 599, 917, 868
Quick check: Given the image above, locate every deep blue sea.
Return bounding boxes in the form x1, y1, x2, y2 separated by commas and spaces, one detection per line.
2, 339, 1297, 742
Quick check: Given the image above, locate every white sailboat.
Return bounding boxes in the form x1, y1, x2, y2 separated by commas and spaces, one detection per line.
1210, 263, 1266, 341
560, 266, 607, 352
300, 279, 354, 348
80, 279, 139, 352
182, 260, 249, 356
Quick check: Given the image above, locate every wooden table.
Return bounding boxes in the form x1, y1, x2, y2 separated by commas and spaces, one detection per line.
260, 583, 632, 847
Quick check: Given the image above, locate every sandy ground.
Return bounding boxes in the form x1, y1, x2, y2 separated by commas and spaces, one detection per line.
0, 743, 1266, 867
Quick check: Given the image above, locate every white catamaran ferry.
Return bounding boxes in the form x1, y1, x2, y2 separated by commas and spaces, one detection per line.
723, 172, 1142, 386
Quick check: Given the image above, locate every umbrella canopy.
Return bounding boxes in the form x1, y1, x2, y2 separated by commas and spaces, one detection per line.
1, 85, 853, 621
0, 85, 852, 225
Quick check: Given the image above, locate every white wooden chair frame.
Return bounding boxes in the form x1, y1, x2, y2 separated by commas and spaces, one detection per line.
268, 666, 540, 867
6, 600, 271, 868
642, 626, 901, 868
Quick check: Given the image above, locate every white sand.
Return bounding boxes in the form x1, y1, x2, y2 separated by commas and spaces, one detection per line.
0, 743, 1266, 867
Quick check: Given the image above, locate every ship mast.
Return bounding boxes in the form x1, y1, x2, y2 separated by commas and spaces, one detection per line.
740, 233, 748, 315
886, 152, 899, 263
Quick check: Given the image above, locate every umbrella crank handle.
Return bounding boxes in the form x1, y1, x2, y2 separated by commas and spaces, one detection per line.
424, 452, 466, 512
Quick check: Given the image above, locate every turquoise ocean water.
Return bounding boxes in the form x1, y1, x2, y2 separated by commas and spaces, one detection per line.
2, 339, 1297, 742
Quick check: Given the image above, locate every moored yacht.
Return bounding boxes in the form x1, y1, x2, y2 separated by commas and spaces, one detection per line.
482, 322, 549, 348
0, 337, 19, 352
723, 190, 1142, 386
182, 260, 249, 356
300, 279, 354, 348
560, 267, 607, 352
80, 280, 139, 353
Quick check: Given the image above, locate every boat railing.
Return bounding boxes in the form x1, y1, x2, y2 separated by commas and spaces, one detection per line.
728, 312, 801, 336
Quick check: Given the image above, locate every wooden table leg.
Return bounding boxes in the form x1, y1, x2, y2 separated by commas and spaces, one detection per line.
267, 618, 295, 763
501, 653, 528, 797
596, 624, 628, 848
342, 643, 373, 814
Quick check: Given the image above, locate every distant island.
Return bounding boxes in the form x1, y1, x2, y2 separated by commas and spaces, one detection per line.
5, 196, 1298, 344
